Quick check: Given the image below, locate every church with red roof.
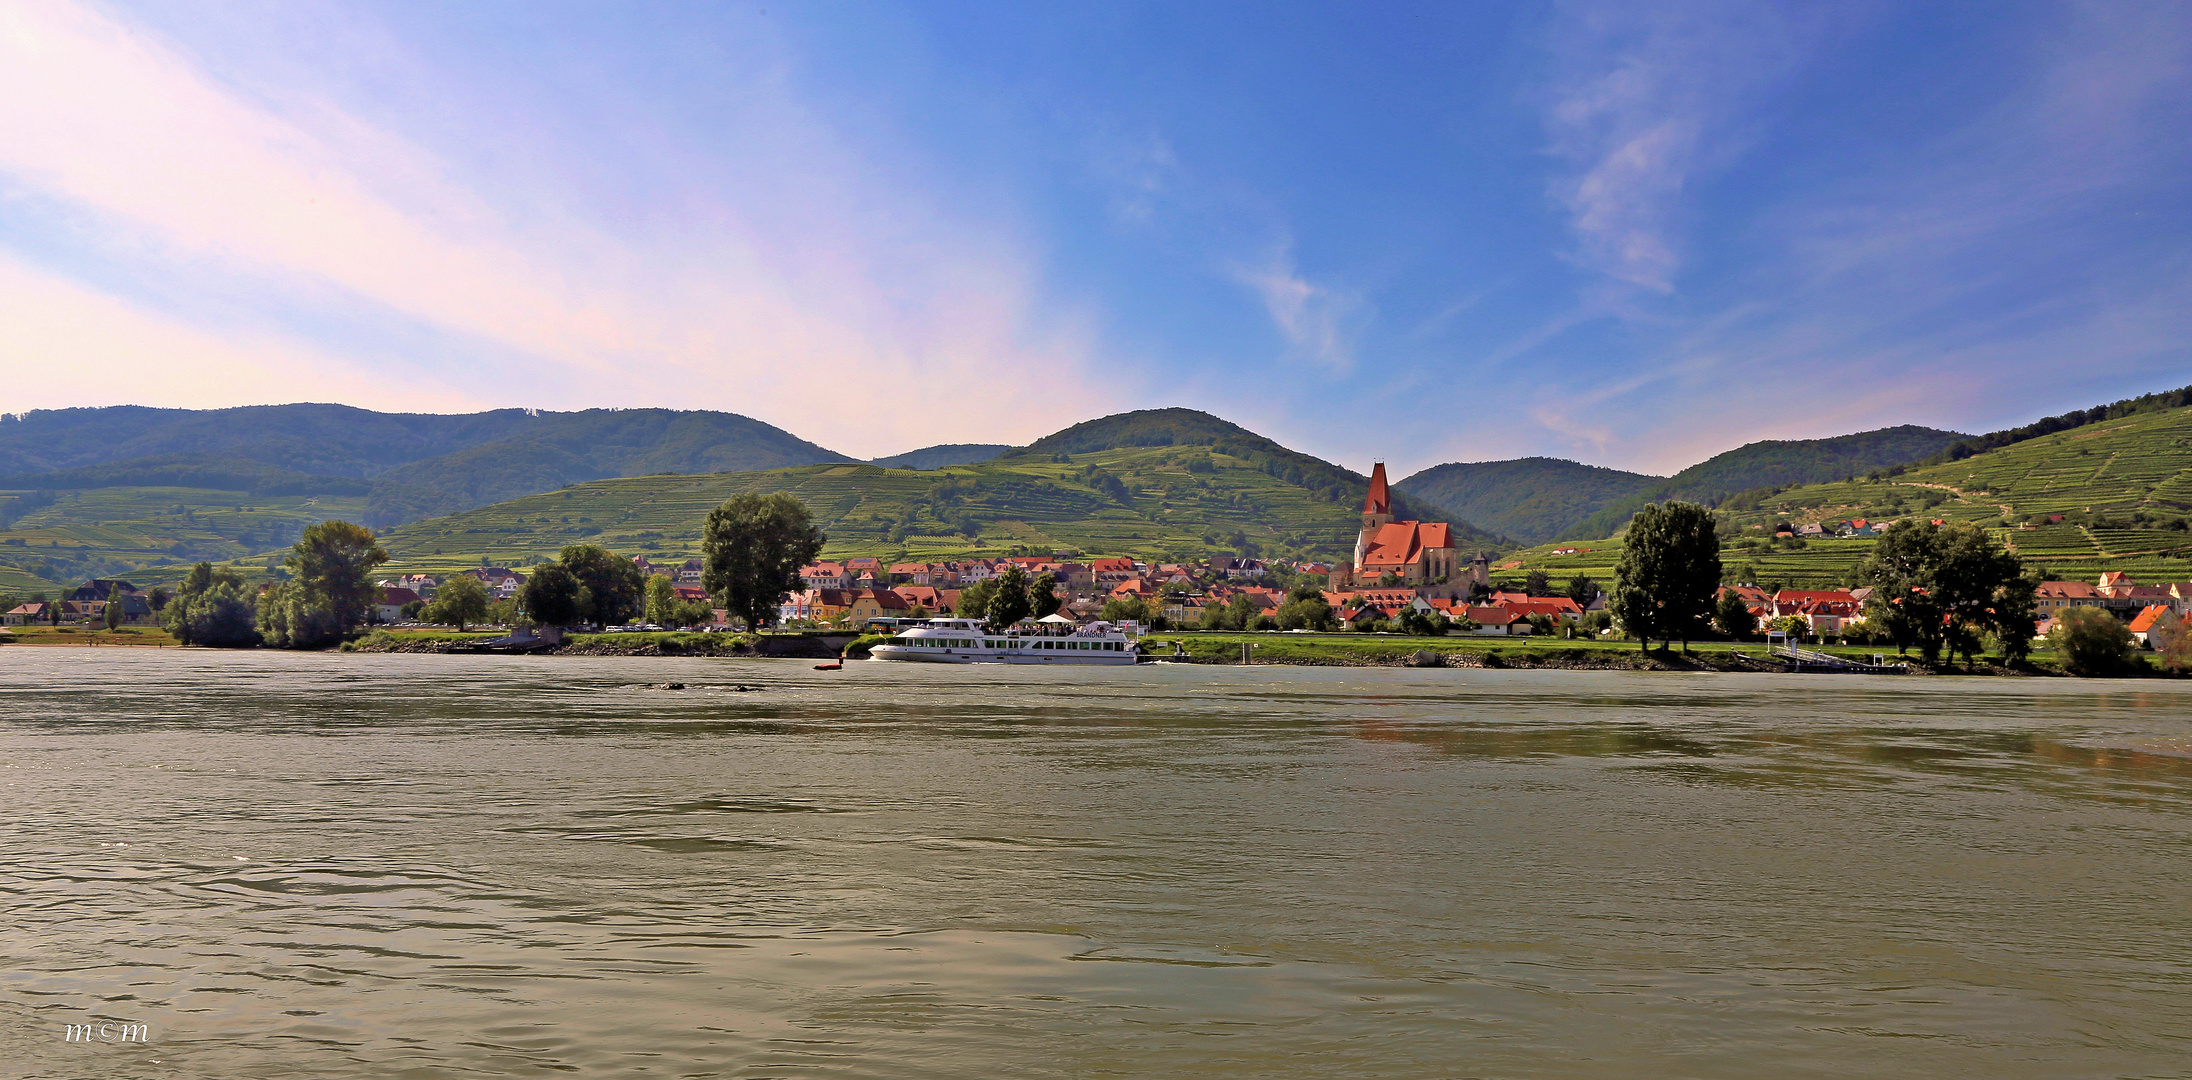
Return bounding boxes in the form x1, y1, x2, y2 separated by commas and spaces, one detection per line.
1331, 463, 1479, 591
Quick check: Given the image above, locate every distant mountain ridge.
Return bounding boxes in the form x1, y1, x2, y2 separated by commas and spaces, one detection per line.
1394, 425, 1971, 544
0, 405, 854, 528
868, 444, 1017, 470
1562, 424, 1971, 539
1396, 458, 1662, 546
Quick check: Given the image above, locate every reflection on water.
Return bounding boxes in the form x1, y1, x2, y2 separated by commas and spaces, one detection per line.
3, 650, 2189, 1078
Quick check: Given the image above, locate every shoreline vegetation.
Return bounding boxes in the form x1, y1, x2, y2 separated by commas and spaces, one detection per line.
4, 622, 2174, 677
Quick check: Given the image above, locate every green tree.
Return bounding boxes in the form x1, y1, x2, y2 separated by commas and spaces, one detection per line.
1859, 520, 2028, 665
559, 544, 644, 626
423, 574, 491, 632
486, 597, 526, 628
1565, 574, 1599, 608
2047, 606, 2134, 676
1524, 569, 1552, 597
700, 493, 826, 631
102, 596, 124, 630
672, 597, 717, 628
1991, 575, 2040, 665
165, 562, 259, 647
1225, 591, 1256, 630
957, 578, 997, 621
258, 521, 388, 648
1277, 593, 1333, 631
1029, 572, 1062, 618
1101, 595, 1151, 623
643, 574, 677, 626
1199, 601, 1230, 631
986, 565, 1032, 629
2153, 611, 2191, 672
521, 563, 586, 627
1713, 589, 1757, 640
1611, 502, 1721, 651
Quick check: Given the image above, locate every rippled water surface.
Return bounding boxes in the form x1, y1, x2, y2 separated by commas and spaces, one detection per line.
4, 650, 2190, 1078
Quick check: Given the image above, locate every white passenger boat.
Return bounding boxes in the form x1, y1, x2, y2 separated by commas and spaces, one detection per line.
868, 617, 1140, 665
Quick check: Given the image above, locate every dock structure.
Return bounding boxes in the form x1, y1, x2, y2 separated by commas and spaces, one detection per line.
1738, 643, 1908, 674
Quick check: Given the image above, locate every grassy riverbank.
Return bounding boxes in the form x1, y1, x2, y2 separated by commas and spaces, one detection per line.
343, 627, 851, 658
1141, 631, 2174, 677
0, 625, 178, 647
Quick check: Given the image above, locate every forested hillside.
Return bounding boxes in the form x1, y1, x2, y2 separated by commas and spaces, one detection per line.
1484, 401, 2192, 593
1015, 408, 1483, 540
359, 409, 851, 524
1562, 425, 1969, 539
0, 406, 1505, 590
365, 440, 1494, 579
867, 444, 1017, 470
0, 406, 854, 587
1397, 458, 1660, 545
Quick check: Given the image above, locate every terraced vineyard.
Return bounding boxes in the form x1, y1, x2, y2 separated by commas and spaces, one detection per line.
358, 445, 1436, 578
0, 486, 367, 591
2003, 526, 2103, 559
1496, 527, 2189, 594
1708, 404, 2192, 531
1493, 536, 1879, 591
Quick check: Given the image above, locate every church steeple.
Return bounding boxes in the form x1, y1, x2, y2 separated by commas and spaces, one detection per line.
1361, 462, 1394, 529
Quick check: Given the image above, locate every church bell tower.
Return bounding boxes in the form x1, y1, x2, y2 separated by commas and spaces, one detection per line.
1361, 462, 1395, 532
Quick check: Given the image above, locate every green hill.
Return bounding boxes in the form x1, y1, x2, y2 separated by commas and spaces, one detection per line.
1396, 458, 1661, 546
1562, 424, 1970, 539
0, 485, 368, 591
868, 444, 1018, 470
1, 405, 1506, 590
1714, 400, 2192, 541
1489, 400, 2192, 592
367, 439, 1494, 578
360, 409, 852, 525
0, 406, 855, 588
0, 403, 539, 478
0, 453, 375, 498
1016, 408, 1489, 541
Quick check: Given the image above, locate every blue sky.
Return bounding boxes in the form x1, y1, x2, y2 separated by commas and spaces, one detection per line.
1, 1, 2187, 475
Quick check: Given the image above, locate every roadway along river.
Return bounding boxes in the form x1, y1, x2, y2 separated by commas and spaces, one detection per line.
3, 650, 2189, 1078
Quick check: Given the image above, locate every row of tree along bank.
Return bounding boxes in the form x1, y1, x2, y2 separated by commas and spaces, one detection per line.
165, 493, 825, 650
1607, 501, 2179, 676
142, 486, 2176, 678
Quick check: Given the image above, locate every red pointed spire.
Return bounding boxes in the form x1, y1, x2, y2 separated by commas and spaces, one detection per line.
1364, 462, 1391, 514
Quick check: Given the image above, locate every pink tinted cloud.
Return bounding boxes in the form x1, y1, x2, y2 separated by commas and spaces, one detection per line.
0, 0, 1115, 454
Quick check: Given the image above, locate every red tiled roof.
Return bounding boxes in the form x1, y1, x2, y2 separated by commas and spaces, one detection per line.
2130, 605, 2172, 633
1500, 598, 1582, 618
1359, 521, 1452, 568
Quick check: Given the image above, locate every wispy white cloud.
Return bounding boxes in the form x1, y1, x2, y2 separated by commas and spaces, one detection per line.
0, 0, 1116, 455
1234, 244, 1358, 373
1087, 126, 1180, 227
1496, 0, 2192, 477
1539, 2, 1818, 293
0, 248, 461, 413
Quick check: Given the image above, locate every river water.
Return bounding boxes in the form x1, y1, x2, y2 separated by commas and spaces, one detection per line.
2, 651, 2188, 1078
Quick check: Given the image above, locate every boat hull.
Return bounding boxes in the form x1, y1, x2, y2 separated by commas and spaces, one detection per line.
869, 645, 1136, 666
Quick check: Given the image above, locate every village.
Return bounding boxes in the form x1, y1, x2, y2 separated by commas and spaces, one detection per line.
8, 464, 2190, 654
